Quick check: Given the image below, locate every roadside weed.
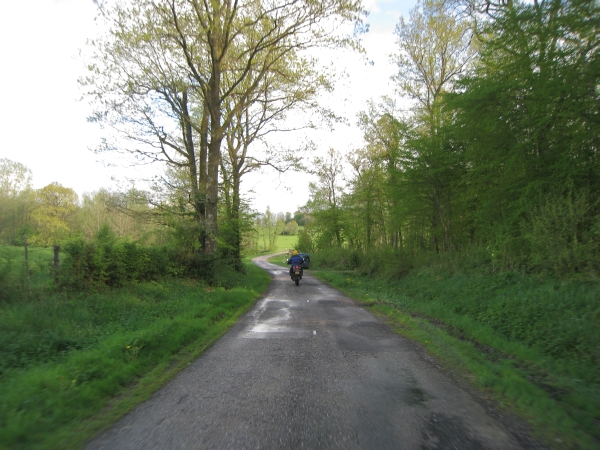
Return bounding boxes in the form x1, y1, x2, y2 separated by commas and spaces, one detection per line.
0, 262, 271, 449
313, 269, 599, 449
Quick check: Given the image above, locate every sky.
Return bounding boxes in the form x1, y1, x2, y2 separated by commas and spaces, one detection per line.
0, 0, 417, 215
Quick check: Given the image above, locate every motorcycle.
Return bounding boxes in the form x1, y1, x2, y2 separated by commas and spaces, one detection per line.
290, 263, 303, 286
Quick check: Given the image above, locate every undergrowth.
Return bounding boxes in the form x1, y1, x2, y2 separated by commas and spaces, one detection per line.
0, 246, 53, 302
0, 262, 270, 449
310, 266, 599, 449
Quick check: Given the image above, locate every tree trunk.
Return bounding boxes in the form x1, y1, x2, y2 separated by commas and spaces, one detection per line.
182, 90, 207, 251
230, 169, 242, 267
198, 99, 209, 251
205, 127, 221, 255
366, 207, 372, 247
431, 196, 440, 254
204, 11, 224, 256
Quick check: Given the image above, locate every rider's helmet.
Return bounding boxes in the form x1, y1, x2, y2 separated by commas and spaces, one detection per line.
293, 250, 299, 255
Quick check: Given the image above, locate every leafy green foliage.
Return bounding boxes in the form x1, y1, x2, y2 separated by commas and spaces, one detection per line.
0, 262, 270, 449
0, 258, 19, 303
58, 226, 180, 290
30, 182, 78, 246
303, 0, 600, 280
313, 262, 600, 447
295, 229, 315, 254
0, 159, 34, 246
0, 246, 54, 302
522, 190, 600, 277
444, 0, 600, 270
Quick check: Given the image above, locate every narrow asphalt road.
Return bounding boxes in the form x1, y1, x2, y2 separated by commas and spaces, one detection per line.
87, 255, 532, 449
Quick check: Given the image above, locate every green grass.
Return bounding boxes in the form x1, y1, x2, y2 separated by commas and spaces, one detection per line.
0, 246, 54, 292
0, 245, 53, 268
274, 234, 298, 252
303, 263, 599, 449
245, 234, 299, 257
0, 261, 271, 449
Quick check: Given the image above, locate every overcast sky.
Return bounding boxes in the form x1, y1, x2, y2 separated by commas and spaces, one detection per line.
0, 0, 416, 215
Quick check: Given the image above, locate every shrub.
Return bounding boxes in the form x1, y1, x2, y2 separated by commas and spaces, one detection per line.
0, 259, 22, 302
57, 226, 182, 290
522, 190, 599, 279
296, 229, 315, 254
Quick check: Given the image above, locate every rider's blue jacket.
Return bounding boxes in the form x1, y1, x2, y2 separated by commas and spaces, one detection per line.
288, 254, 304, 266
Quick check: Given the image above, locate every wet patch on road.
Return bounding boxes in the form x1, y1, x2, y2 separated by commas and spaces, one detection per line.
318, 299, 351, 307
334, 332, 378, 353
244, 297, 309, 339
421, 412, 485, 449
405, 387, 429, 406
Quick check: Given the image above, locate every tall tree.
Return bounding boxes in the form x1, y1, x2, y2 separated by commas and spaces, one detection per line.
219, 53, 321, 263
448, 0, 600, 270
159, 0, 362, 255
356, 101, 411, 251
392, 0, 475, 118
31, 183, 78, 246
305, 148, 346, 248
78, 189, 113, 240
0, 159, 34, 245
391, 0, 475, 252
82, 4, 210, 249
345, 147, 390, 249
0, 159, 32, 198
85, 0, 363, 262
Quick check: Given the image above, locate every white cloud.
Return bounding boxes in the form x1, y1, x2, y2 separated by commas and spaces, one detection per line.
0, 0, 417, 215
363, 0, 382, 14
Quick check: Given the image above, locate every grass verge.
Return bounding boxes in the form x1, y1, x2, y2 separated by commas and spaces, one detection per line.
306, 267, 599, 450
246, 234, 300, 257
0, 261, 271, 450
0, 246, 54, 296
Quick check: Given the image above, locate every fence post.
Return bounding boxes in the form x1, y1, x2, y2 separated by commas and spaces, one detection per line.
23, 234, 31, 294
53, 245, 60, 284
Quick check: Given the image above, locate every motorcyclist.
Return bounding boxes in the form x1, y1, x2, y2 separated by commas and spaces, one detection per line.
287, 250, 304, 277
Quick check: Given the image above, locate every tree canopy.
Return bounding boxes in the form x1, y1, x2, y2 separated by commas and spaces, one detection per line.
82, 0, 364, 267
300, 0, 600, 279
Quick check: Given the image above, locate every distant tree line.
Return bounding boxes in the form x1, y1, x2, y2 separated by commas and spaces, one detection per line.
0, 158, 158, 247
244, 207, 311, 253
0, 157, 312, 277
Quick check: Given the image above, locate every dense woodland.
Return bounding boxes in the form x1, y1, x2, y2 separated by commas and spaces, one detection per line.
300, 0, 599, 280
1, 0, 598, 282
